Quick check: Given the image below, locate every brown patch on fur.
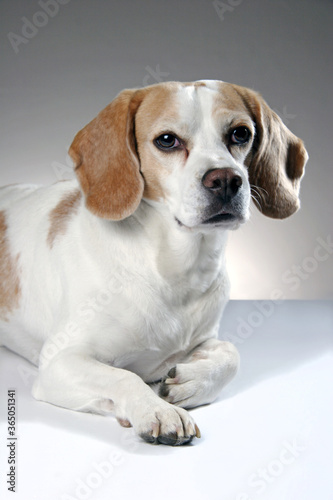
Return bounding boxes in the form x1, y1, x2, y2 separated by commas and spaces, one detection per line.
69, 89, 147, 221
213, 82, 308, 219
135, 83, 181, 201
47, 190, 82, 248
211, 83, 255, 125
184, 81, 207, 89
0, 211, 21, 320
68, 82, 210, 213
70, 82, 187, 213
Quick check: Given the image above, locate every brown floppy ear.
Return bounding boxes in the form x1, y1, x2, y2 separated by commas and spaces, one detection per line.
69, 89, 145, 220
233, 85, 308, 219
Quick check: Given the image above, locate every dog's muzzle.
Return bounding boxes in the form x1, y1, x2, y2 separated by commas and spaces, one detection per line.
201, 168, 246, 225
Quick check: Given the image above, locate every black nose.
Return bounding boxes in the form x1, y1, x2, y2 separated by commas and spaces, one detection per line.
202, 168, 243, 202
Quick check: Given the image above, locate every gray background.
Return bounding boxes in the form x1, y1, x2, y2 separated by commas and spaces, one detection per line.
1, 0, 332, 299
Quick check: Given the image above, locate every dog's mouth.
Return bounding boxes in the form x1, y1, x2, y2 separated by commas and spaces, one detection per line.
175, 212, 241, 229
202, 212, 237, 225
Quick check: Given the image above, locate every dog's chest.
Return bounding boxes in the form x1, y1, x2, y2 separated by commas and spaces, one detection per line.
122, 272, 228, 380
79, 216, 229, 379
92, 246, 229, 380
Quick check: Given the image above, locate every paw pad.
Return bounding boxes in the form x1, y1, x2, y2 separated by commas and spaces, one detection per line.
140, 431, 194, 446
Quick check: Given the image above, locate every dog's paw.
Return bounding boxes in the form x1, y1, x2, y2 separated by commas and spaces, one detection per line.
130, 400, 200, 446
159, 362, 217, 409
159, 342, 240, 409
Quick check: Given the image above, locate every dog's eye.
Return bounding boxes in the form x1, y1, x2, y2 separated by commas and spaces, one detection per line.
230, 126, 251, 145
154, 134, 181, 150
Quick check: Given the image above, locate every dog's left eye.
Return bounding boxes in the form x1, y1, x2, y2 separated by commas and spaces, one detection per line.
154, 134, 181, 150
230, 126, 251, 145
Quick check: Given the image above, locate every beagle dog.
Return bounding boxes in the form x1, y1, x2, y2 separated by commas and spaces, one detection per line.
0, 80, 308, 445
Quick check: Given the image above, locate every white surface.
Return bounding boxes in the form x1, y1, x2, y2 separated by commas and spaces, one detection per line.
1, 0, 332, 299
0, 300, 332, 500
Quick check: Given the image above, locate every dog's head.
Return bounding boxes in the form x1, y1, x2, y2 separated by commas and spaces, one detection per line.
69, 80, 308, 230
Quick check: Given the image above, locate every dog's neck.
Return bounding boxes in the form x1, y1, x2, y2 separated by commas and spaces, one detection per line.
134, 200, 229, 290
81, 199, 229, 295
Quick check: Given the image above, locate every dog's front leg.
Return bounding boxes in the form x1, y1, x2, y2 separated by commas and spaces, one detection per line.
159, 339, 239, 409
32, 348, 200, 445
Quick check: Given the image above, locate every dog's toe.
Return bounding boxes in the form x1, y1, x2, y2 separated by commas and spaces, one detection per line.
167, 366, 177, 379
157, 432, 194, 446
135, 403, 200, 446
139, 431, 194, 446
140, 432, 158, 444
159, 382, 170, 398
159, 366, 178, 399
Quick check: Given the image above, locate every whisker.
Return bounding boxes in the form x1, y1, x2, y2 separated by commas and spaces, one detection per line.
250, 184, 266, 212
255, 185, 269, 197
251, 183, 268, 197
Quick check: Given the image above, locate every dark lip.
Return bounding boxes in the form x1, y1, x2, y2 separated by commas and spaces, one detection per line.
202, 212, 237, 224
175, 212, 241, 229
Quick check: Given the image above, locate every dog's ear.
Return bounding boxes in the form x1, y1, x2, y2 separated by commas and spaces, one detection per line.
232, 85, 308, 219
69, 89, 146, 220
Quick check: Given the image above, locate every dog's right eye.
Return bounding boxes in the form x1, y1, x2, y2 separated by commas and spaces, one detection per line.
154, 134, 181, 150
229, 126, 251, 145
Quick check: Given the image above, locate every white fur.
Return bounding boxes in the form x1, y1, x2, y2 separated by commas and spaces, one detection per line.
0, 82, 253, 445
